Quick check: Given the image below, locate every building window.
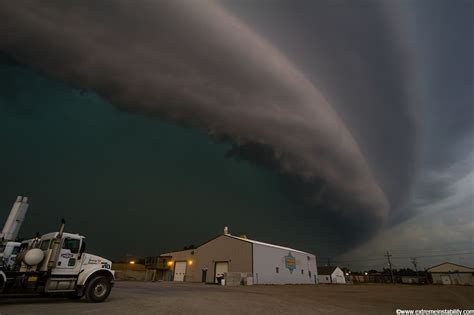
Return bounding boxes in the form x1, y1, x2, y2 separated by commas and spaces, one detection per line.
309, 271, 311, 278
276, 267, 279, 273
301, 269, 304, 275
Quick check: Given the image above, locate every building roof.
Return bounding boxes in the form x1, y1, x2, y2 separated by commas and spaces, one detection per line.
225, 234, 314, 256
426, 262, 474, 273
160, 248, 194, 256
160, 234, 315, 257
317, 266, 339, 275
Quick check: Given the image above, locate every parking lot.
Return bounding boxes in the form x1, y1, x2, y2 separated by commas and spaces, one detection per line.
1, 281, 473, 314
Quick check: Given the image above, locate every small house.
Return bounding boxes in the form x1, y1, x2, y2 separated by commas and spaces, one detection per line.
317, 266, 346, 284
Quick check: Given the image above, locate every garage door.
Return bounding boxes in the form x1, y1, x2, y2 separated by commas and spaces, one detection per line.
215, 262, 228, 283
174, 261, 187, 282
441, 275, 452, 285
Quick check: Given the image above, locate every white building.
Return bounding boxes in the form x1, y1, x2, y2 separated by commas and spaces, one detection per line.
427, 262, 474, 285
317, 266, 346, 284
159, 228, 318, 285
246, 236, 318, 285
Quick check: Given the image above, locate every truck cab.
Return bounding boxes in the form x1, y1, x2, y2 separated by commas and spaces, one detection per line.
1, 229, 114, 302
0, 197, 114, 302
39, 232, 85, 274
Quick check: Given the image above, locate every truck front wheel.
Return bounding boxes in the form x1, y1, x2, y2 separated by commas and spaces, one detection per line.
85, 276, 112, 303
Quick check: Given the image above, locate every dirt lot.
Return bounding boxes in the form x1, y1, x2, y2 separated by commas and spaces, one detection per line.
1, 281, 473, 314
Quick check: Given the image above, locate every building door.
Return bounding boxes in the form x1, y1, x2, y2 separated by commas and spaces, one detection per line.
173, 261, 187, 282
441, 275, 452, 285
201, 269, 207, 283
215, 262, 228, 283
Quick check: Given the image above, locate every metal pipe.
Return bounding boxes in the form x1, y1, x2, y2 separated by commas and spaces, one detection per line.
0, 196, 29, 241
47, 219, 66, 271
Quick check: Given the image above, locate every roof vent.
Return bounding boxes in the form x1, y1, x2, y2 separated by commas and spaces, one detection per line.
224, 226, 229, 235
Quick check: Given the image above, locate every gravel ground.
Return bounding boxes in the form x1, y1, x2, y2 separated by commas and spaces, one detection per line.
0, 281, 473, 314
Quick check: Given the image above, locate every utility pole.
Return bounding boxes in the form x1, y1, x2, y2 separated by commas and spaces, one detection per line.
411, 258, 418, 272
386, 251, 394, 284
411, 257, 418, 283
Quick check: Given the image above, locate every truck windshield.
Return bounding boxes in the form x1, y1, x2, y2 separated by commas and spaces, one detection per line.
11, 246, 21, 255
62, 238, 80, 254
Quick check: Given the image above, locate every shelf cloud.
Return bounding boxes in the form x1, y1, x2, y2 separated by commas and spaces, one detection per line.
0, 0, 390, 246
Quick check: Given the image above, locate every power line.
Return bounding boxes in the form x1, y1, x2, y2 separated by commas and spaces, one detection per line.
388, 247, 474, 254
327, 251, 474, 264
329, 257, 386, 263
393, 251, 474, 259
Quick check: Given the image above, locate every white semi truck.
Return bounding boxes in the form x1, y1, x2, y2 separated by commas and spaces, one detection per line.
0, 196, 115, 302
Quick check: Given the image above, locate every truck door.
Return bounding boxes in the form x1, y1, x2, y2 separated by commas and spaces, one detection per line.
55, 237, 81, 272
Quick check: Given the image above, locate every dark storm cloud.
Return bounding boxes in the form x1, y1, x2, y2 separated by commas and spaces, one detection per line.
334, 0, 473, 267
221, 0, 421, 216
223, 0, 472, 231
0, 0, 390, 242
390, 0, 474, 224
412, 0, 474, 170
1, 0, 472, 263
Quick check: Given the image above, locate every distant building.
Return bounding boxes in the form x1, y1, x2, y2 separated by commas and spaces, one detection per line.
144, 255, 173, 281
112, 262, 147, 281
317, 266, 346, 284
113, 262, 146, 271
397, 268, 428, 284
349, 271, 393, 283
159, 228, 318, 285
401, 276, 423, 284
427, 262, 474, 285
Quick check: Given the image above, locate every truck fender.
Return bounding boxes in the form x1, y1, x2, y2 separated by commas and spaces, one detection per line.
77, 268, 115, 287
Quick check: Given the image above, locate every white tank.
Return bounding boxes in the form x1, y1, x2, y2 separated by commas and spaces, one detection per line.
24, 248, 44, 266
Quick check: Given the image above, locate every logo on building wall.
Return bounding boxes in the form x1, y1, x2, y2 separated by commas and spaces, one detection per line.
284, 252, 296, 273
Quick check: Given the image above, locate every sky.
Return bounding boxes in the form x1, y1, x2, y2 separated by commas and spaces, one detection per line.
0, 0, 472, 270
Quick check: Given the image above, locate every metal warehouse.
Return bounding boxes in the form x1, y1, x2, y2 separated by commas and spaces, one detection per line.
159, 227, 318, 285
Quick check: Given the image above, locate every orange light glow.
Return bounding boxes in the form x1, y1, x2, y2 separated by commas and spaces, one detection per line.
167, 261, 173, 267
188, 260, 193, 265
129, 261, 136, 265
